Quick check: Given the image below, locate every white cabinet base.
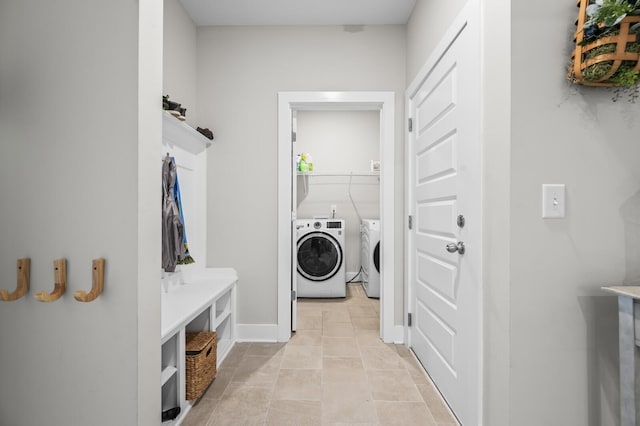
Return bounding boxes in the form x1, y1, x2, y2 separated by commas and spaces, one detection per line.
161, 269, 237, 425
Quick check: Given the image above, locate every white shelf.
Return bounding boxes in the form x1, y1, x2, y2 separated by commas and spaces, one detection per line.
161, 272, 237, 341
162, 111, 212, 155
161, 366, 178, 386
297, 171, 379, 197
215, 308, 231, 328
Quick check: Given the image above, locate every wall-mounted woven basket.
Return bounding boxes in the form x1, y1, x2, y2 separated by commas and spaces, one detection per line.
571, 0, 640, 86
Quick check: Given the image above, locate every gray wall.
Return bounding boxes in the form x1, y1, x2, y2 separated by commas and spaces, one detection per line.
511, 0, 640, 424
406, 0, 467, 82
197, 25, 406, 325
164, 0, 198, 127
0, 0, 161, 425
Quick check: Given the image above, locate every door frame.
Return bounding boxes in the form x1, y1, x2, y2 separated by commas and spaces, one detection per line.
277, 91, 395, 342
404, 0, 483, 422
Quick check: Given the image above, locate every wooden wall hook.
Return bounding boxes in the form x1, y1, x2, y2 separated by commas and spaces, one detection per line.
34, 259, 66, 302
73, 259, 105, 302
0, 258, 31, 301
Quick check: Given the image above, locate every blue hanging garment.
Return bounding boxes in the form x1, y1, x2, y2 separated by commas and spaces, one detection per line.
173, 158, 195, 265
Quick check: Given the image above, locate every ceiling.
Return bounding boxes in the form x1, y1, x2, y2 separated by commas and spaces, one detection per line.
178, 0, 417, 26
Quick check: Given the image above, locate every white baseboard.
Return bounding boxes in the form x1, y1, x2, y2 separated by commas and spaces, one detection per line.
394, 325, 405, 344
237, 323, 401, 344
236, 324, 278, 342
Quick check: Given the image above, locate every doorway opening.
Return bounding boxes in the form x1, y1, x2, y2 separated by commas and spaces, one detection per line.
295, 110, 379, 292
277, 92, 396, 343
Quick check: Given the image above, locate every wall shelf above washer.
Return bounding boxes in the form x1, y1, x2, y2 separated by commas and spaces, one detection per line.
296, 171, 380, 199
296, 171, 380, 177
162, 111, 211, 155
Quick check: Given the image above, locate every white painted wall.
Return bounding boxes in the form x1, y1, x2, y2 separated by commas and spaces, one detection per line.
406, 0, 467, 83
163, 0, 198, 127
511, 1, 640, 424
0, 0, 161, 425
162, 0, 211, 278
197, 25, 406, 325
408, 0, 640, 424
296, 110, 380, 275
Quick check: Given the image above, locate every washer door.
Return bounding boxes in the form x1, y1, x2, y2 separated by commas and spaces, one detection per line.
297, 231, 343, 282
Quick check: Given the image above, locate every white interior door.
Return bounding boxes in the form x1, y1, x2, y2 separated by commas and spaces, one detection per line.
407, 4, 481, 425
291, 111, 298, 331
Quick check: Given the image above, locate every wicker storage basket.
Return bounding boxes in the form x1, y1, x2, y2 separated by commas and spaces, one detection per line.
185, 331, 217, 400
571, 0, 640, 86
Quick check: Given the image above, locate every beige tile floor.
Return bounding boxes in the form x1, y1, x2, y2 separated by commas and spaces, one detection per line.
182, 283, 458, 426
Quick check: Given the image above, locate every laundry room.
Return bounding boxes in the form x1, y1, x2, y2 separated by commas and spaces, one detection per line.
295, 110, 381, 297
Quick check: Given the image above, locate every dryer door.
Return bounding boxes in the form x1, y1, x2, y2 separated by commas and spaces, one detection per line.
297, 232, 343, 282
373, 241, 380, 273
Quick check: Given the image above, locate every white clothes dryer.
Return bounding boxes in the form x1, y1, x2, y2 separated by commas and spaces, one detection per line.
361, 219, 380, 298
296, 219, 346, 298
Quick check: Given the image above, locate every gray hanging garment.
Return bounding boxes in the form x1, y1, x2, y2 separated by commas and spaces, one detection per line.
162, 155, 185, 272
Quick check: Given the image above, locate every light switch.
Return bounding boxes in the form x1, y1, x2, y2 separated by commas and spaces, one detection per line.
542, 184, 565, 218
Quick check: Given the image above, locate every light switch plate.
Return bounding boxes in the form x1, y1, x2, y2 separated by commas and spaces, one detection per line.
542, 184, 565, 218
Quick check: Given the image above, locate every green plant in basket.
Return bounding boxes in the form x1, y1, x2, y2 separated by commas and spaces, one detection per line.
584, 0, 639, 29
576, 0, 640, 101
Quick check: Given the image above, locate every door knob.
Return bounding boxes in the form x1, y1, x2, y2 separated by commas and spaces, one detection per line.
446, 241, 465, 255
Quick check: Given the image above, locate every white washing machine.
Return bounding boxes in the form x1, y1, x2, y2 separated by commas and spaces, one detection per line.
296, 218, 346, 298
361, 219, 380, 298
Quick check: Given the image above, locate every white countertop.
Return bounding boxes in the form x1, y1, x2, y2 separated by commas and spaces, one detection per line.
161, 268, 237, 341
602, 286, 640, 300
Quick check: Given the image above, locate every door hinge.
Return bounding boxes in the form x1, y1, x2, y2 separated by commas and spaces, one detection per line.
408, 312, 413, 327
408, 118, 413, 132
291, 290, 297, 301
408, 215, 413, 230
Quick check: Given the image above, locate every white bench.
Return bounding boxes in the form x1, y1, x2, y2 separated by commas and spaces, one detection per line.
161, 268, 237, 425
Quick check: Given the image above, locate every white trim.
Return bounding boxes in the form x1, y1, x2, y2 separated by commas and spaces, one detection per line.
408, 349, 458, 422
379, 93, 396, 344
404, 82, 412, 350
277, 95, 294, 342
137, 0, 163, 423
278, 91, 396, 343
236, 324, 279, 342
394, 325, 405, 344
